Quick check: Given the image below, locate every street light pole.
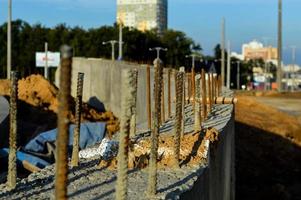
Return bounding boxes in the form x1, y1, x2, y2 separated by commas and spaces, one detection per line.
221, 18, 226, 87
103, 40, 118, 61
44, 42, 48, 79
277, 0, 283, 92
149, 47, 168, 60
226, 41, 231, 89
118, 23, 123, 61
7, 0, 12, 79
237, 61, 240, 90
291, 46, 296, 92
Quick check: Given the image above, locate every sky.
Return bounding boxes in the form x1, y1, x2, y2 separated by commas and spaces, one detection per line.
0, 0, 300, 65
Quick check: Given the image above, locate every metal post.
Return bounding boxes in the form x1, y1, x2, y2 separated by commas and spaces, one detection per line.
130, 69, 138, 137
201, 69, 207, 120
7, 71, 18, 189
146, 65, 151, 130
147, 58, 163, 197
116, 69, 137, 200
191, 56, 196, 109
44, 42, 49, 79
291, 46, 296, 92
179, 67, 185, 137
194, 74, 201, 132
277, 0, 283, 92
237, 62, 240, 90
168, 68, 171, 118
55, 45, 73, 200
112, 42, 115, 61
71, 72, 84, 167
174, 72, 184, 168
118, 23, 123, 61
208, 74, 212, 113
7, 0, 12, 79
221, 18, 226, 87
161, 77, 165, 124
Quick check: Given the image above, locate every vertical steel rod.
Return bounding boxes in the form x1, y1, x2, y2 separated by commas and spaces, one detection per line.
161, 76, 165, 124
130, 69, 138, 137
179, 67, 186, 137
116, 69, 137, 200
146, 65, 151, 130
71, 72, 84, 167
168, 68, 171, 118
147, 58, 163, 197
174, 72, 184, 167
201, 69, 207, 120
55, 45, 73, 200
194, 74, 201, 132
7, 71, 18, 189
208, 73, 212, 114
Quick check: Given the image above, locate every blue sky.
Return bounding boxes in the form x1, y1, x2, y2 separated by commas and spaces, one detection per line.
0, 0, 300, 65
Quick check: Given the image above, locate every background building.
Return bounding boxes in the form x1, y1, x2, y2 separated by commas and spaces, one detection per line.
242, 40, 278, 63
117, 0, 168, 34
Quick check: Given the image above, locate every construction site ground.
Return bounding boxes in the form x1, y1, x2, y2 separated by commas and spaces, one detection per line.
235, 91, 301, 200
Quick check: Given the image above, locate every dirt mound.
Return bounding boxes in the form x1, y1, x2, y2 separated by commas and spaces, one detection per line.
0, 74, 119, 146
235, 96, 301, 144
235, 94, 301, 200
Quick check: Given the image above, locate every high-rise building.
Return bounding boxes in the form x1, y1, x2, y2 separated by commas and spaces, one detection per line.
117, 0, 168, 34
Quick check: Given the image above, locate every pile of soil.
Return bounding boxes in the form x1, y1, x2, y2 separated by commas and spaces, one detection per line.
0, 74, 119, 147
235, 94, 301, 200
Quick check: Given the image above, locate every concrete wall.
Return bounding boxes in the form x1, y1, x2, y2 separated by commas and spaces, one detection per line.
179, 105, 235, 200
55, 58, 176, 130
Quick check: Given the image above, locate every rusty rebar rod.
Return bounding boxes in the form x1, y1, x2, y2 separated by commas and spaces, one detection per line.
174, 72, 184, 167
187, 74, 191, 104
218, 75, 222, 96
194, 74, 201, 132
55, 45, 73, 200
191, 68, 196, 110
161, 75, 165, 124
7, 71, 18, 189
116, 69, 137, 200
147, 58, 163, 197
71, 72, 84, 167
130, 69, 138, 137
146, 65, 151, 130
168, 68, 172, 118
179, 67, 185, 137
208, 73, 212, 113
201, 69, 207, 120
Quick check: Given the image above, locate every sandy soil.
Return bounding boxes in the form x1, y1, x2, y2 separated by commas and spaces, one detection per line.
0, 75, 119, 147
235, 92, 301, 200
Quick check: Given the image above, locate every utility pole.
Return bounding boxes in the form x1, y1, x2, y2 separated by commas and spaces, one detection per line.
149, 47, 167, 60
118, 22, 123, 61
291, 46, 296, 92
236, 61, 241, 90
221, 18, 226, 87
277, 0, 283, 92
103, 40, 118, 61
44, 42, 48, 79
7, 0, 12, 79
226, 41, 231, 89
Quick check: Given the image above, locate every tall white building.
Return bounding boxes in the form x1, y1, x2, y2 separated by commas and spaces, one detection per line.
117, 0, 168, 34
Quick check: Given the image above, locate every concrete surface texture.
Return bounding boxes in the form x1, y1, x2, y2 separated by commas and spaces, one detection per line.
0, 96, 9, 124
55, 58, 176, 131
0, 89, 235, 200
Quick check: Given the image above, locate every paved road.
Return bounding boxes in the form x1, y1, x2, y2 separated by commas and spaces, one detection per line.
0, 96, 9, 124
256, 97, 301, 117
